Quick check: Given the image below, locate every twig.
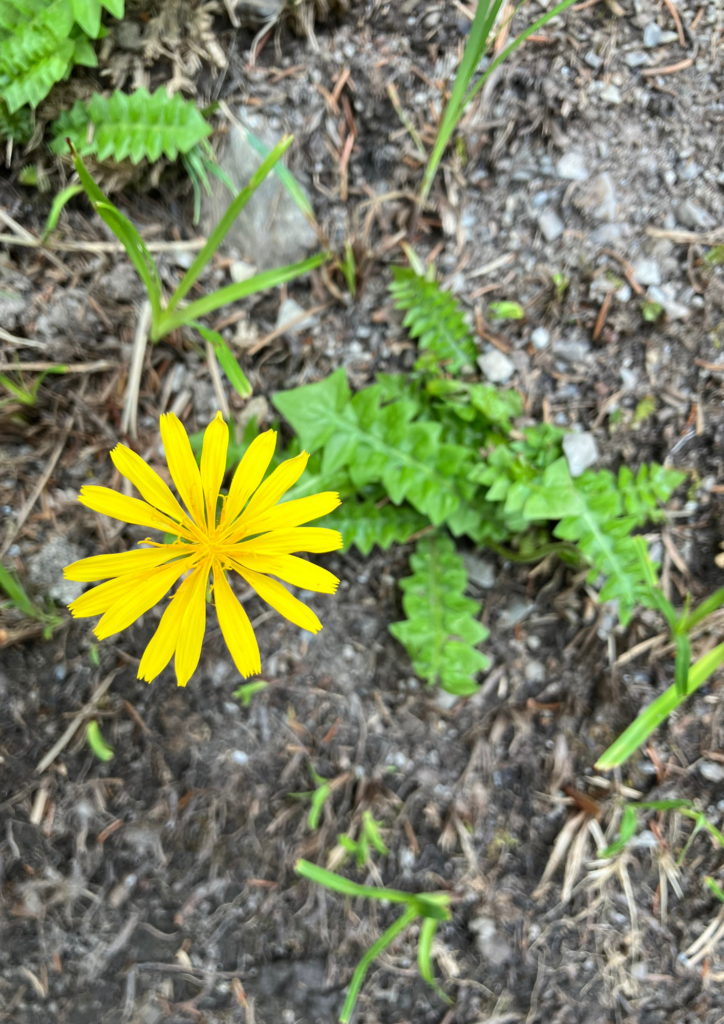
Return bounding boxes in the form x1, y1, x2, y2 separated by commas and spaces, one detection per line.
0, 360, 118, 373
205, 341, 230, 420
0, 233, 208, 254
647, 226, 724, 245
661, 0, 686, 47
122, 300, 152, 439
641, 57, 694, 76
36, 670, 119, 774
0, 326, 46, 350
0, 414, 73, 558
0, 209, 68, 277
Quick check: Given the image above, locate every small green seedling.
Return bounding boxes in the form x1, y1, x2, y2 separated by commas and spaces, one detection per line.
233, 680, 269, 706
0, 364, 67, 409
597, 549, 724, 770
86, 719, 114, 761
0, 562, 62, 638
337, 811, 390, 868
295, 859, 452, 1023
632, 395, 656, 427
291, 765, 334, 830
71, 140, 326, 399
642, 300, 664, 322
705, 876, 724, 902
488, 300, 524, 321
703, 246, 724, 267
552, 271, 569, 300
600, 799, 724, 866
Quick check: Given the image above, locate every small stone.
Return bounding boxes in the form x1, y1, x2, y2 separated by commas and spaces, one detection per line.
469, 917, 513, 966
435, 689, 460, 710
499, 597, 535, 630
620, 367, 637, 390
229, 260, 257, 283
648, 285, 690, 321
584, 51, 603, 69
276, 298, 318, 335
563, 432, 599, 477
632, 259, 661, 287
463, 553, 497, 589
643, 22, 661, 47
600, 83, 622, 105
586, 173, 617, 222
658, 30, 679, 43
553, 335, 591, 362
677, 199, 716, 230
478, 350, 515, 384
624, 50, 648, 67
231, 750, 249, 766
538, 208, 564, 242
556, 152, 589, 181
700, 762, 724, 784
531, 326, 550, 350
590, 223, 624, 244
678, 159, 702, 181
525, 660, 546, 684
27, 537, 84, 605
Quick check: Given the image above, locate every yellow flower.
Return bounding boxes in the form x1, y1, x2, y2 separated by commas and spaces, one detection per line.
65, 412, 342, 686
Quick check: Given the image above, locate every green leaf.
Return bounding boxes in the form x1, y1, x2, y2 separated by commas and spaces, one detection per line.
320, 498, 427, 556
232, 680, 268, 705
599, 804, 638, 858
43, 182, 83, 239
389, 265, 478, 374
389, 531, 489, 693
194, 324, 252, 399
488, 300, 524, 321
86, 719, 114, 760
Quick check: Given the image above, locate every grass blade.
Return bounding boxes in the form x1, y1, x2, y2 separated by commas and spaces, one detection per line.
43, 184, 83, 240
295, 859, 414, 905
161, 253, 327, 332
166, 135, 294, 315
680, 586, 724, 633
194, 325, 252, 398
596, 639, 724, 769
0, 562, 36, 617
242, 125, 317, 224
340, 907, 417, 1024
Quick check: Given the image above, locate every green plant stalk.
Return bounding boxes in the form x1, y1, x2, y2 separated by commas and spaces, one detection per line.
596, 640, 724, 769
420, 0, 578, 200
340, 906, 417, 1024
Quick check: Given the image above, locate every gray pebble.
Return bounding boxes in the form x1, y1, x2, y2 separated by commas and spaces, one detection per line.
643, 22, 661, 47
525, 660, 546, 684
463, 553, 497, 589
553, 335, 591, 362
677, 199, 716, 230
601, 83, 622, 105
478, 350, 515, 384
230, 260, 258, 283
700, 762, 724, 784
563, 432, 599, 477
624, 51, 648, 67
587, 172, 618, 222
632, 258, 661, 287
531, 326, 550, 349
469, 917, 513, 966
276, 298, 317, 335
584, 51, 603, 69
538, 208, 565, 242
556, 151, 589, 181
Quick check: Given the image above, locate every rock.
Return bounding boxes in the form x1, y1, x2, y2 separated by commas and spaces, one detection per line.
233, 0, 285, 23
676, 199, 716, 230
659, 30, 679, 43
553, 335, 591, 362
462, 553, 497, 589
499, 596, 535, 629
624, 50, 648, 67
531, 326, 550, 350
276, 298, 318, 335
435, 689, 461, 710
563, 432, 599, 477
0, 291, 26, 330
648, 284, 690, 321
700, 762, 724, 783
525, 660, 546, 684
600, 83, 622, 105
620, 367, 637, 390
115, 20, 144, 50
677, 159, 702, 181
632, 259, 661, 287
586, 173, 617, 222
201, 113, 318, 270
556, 152, 589, 181
538, 208, 564, 242
469, 917, 513, 966
643, 22, 661, 47
27, 537, 84, 605
99, 263, 141, 301
478, 350, 515, 384
590, 223, 624, 245
584, 51, 603, 69
229, 260, 258, 283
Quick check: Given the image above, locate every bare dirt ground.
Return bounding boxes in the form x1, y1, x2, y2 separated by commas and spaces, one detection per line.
2, 1, 724, 1022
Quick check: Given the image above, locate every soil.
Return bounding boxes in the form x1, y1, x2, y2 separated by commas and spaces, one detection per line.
2, 1, 724, 1022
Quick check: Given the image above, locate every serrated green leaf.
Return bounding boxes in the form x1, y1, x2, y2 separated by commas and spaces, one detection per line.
390, 532, 489, 693
320, 498, 427, 556
389, 266, 477, 374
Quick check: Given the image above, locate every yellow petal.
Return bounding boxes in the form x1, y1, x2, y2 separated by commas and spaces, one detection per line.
232, 563, 322, 633
213, 563, 261, 678
235, 527, 343, 556
235, 553, 339, 594
241, 451, 309, 523
138, 568, 202, 683
222, 430, 277, 527
79, 486, 190, 536
70, 572, 150, 618
200, 411, 228, 527
160, 412, 204, 525
110, 444, 187, 523
94, 561, 192, 640
234, 492, 341, 539
65, 545, 187, 582
175, 560, 209, 686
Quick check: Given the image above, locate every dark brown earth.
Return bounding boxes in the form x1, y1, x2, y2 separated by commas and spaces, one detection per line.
3, 0, 724, 1022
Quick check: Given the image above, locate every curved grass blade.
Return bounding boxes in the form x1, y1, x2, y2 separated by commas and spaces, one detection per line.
340, 906, 417, 1024
43, 184, 83, 240
194, 324, 252, 398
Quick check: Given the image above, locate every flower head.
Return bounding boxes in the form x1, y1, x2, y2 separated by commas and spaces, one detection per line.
65, 412, 342, 686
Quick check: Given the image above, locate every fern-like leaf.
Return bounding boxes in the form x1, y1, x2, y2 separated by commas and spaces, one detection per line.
389, 266, 478, 374
0, 93, 30, 138
322, 499, 428, 556
272, 368, 478, 527
390, 532, 489, 694
68, 0, 122, 37
523, 458, 684, 625
50, 87, 212, 164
